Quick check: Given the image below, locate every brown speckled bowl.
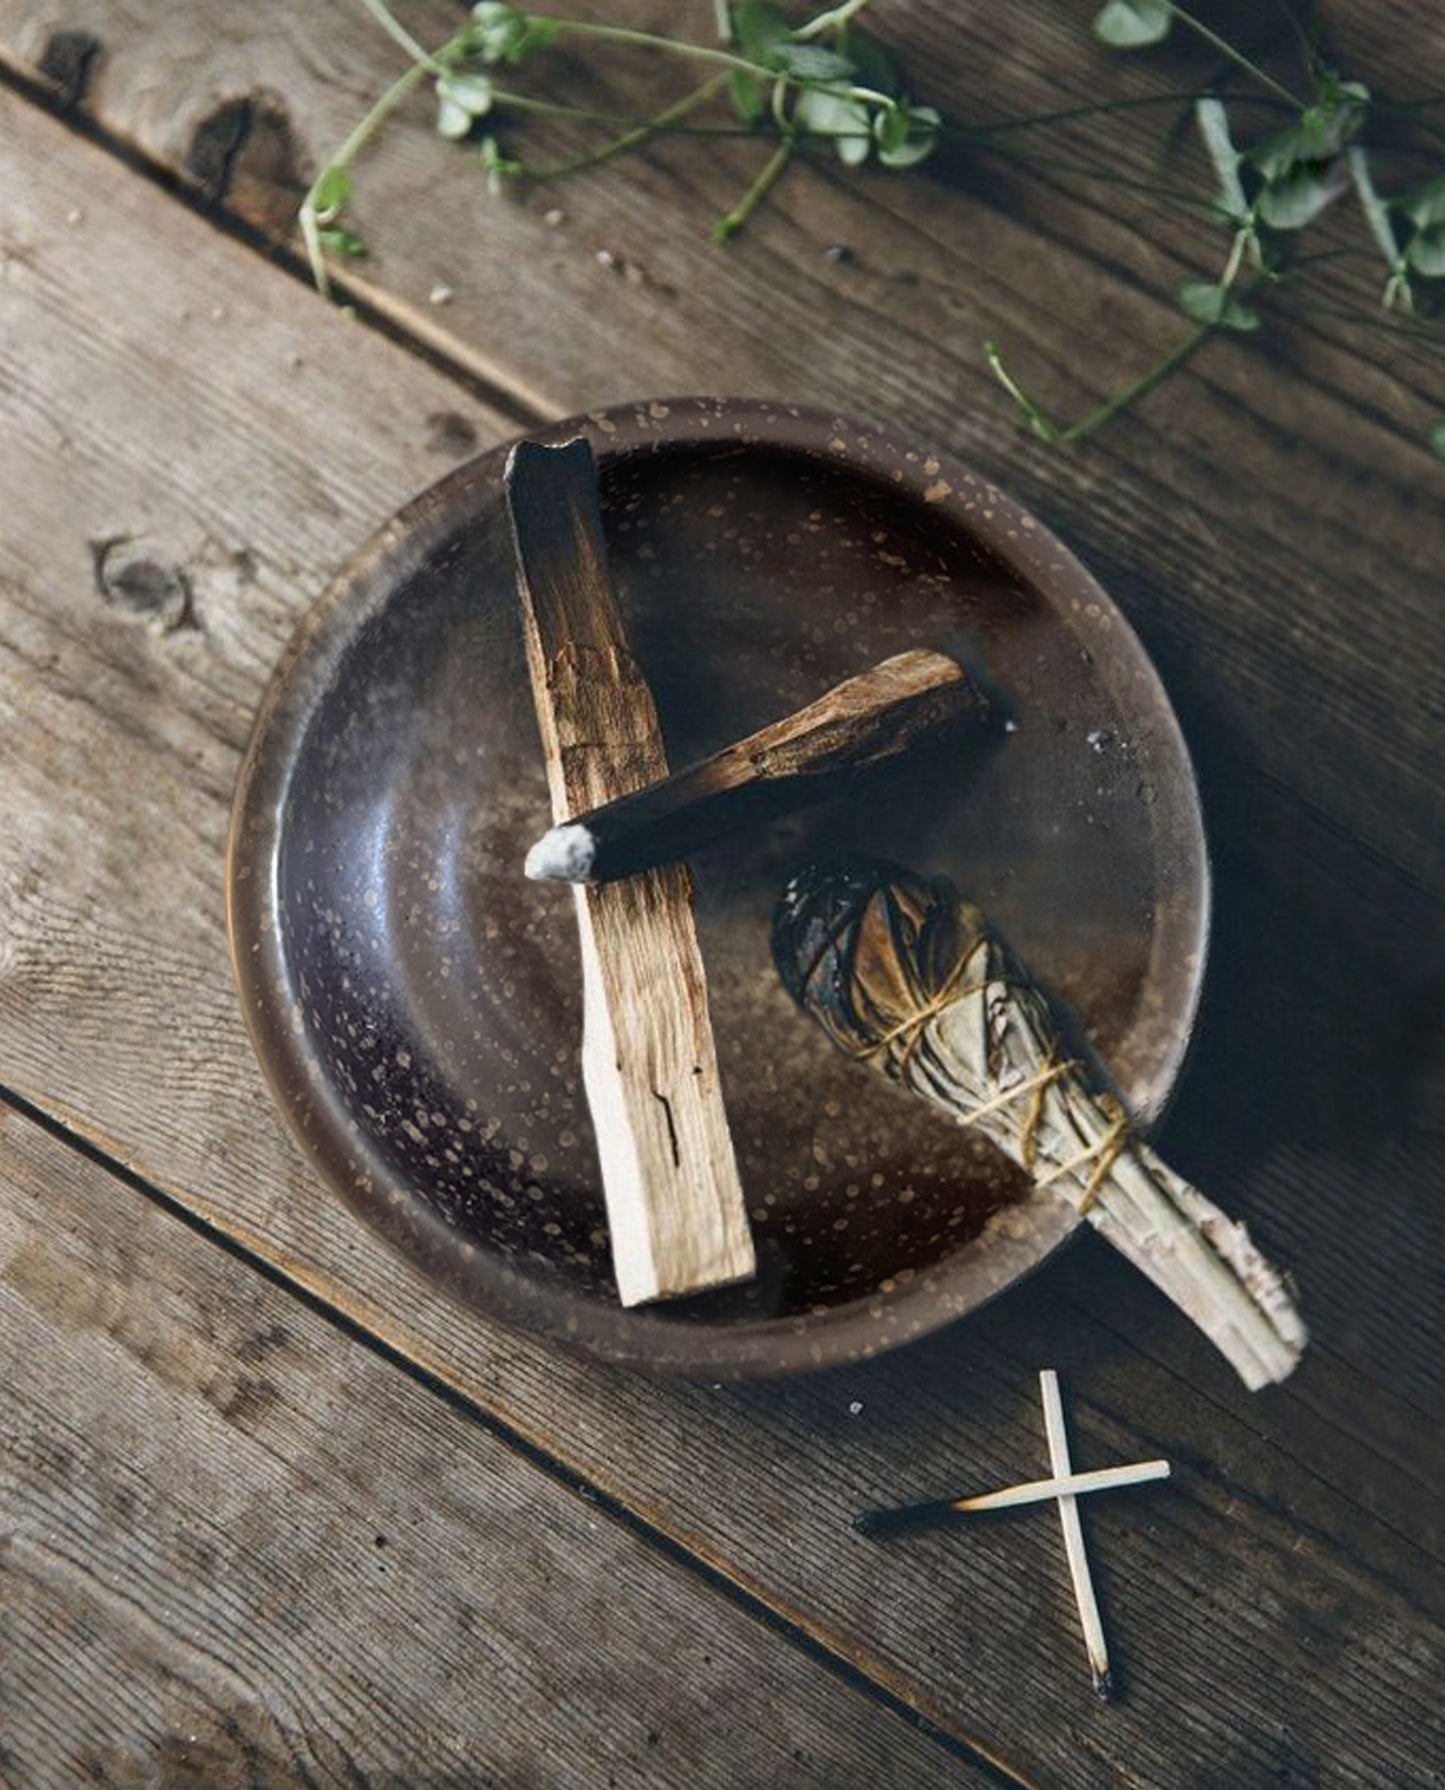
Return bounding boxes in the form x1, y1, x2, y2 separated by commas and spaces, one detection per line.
227, 398, 1208, 1377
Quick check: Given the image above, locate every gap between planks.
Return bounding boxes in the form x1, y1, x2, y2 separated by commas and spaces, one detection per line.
0, 1102, 1008, 1789
0, 1083, 1036, 1790
0, 52, 553, 433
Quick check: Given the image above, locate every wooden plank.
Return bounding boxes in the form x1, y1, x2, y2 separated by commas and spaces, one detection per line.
1, 0, 1440, 906
1, 88, 1444, 1790
0, 1106, 996, 1790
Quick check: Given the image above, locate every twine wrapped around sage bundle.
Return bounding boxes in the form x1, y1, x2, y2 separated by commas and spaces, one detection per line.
773, 860, 1307, 1389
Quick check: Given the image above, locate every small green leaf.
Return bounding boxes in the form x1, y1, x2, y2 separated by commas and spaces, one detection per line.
522, 19, 558, 54
1176, 280, 1260, 330
317, 226, 366, 258
1249, 123, 1322, 182
1195, 99, 1247, 223
1251, 94, 1365, 181
1428, 420, 1445, 458
731, 0, 790, 64
311, 166, 352, 223
726, 68, 763, 123
1092, 0, 1173, 50
839, 29, 897, 95
464, 5, 554, 64
436, 73, 493, 139
1382, 268, 1414, 314
437, 94, 474, 139
479, 134, 521, 195
1317, 72, 1371, 112
874, 100, 908, 156
770, 42, 854, 79
1257, 165, 1338, 230
479, 134, 519, 171
467, 2, 529, 62
443, 74, 494, 114
1397, 174, 1445, 231
876, 101, 940, 169
1406, 222, 1445, 278
1349, 147, 1401, 267
795, 83, 872, 166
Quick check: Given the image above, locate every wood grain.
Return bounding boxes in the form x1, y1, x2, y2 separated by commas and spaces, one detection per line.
0, 0, 1439, 891
506, 436, 754, 1305
0, 1106, 997, 1790
1, 85, 1443, 1790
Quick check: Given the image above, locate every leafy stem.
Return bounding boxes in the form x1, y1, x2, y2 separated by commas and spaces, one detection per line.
794, 0, 873, 42
712, 134, 797, 240
306, 0, 1445, 455
527, 71, 728, 180
529, 17, 789, 82
357, 0, 445, 73
302, 0, 948, 292
968, 89, 1285, 136
299, 60, 426, 296
987, 320, 1218, 445
1163, 2, 1306, 108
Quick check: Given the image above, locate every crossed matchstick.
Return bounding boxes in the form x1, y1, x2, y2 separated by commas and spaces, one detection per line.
856, 1370, 1170, 1700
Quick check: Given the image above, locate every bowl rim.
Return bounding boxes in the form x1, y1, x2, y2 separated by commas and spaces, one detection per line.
226, 395, 1211, 1379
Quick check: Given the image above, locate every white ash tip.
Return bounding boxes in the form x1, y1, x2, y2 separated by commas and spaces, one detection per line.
525, 823, 597, 883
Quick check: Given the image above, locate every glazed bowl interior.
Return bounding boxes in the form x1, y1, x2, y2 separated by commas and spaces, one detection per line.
227, 399, 1208, 1377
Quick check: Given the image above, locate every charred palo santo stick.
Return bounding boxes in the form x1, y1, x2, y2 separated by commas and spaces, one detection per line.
525, 650, 985, 884
773, 860, 1308, 1389
505, 438, 755, 1307
855, 1459, 1170, 1538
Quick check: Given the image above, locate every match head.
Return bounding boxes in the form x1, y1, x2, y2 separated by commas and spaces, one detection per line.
525, 822, 598, 883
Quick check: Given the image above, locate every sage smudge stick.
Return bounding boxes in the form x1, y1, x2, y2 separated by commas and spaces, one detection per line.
772, 860, 1307, 1389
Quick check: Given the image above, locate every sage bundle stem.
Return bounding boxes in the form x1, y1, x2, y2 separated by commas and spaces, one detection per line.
773, 861, 1307, 1390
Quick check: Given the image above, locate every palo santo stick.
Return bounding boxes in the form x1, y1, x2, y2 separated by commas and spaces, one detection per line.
854, 1459, 1170, 1538
525, 649, 986, 883
505, 437, 755, 1307
1040, 1369, 1113, 1702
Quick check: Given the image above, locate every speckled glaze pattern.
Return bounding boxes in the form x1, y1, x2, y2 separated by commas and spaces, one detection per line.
226, 398, 1210, 1378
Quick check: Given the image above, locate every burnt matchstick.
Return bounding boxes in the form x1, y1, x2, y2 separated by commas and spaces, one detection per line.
854, 1373, 1172, 1703
524, 648, 987, 884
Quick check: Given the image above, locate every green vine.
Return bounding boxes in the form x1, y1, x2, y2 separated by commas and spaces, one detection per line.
300, 0, 939, 295
989, 3, 1445, 451
299, 1, 1445, 454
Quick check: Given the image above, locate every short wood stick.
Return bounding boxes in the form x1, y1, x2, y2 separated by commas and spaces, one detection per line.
525, 649, 986, 883
505, 437, 755, 1306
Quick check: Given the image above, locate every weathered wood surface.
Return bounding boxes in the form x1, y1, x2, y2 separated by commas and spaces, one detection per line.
1, 83, 1443, 1790
1, 0, 1440, 880
507, 436, 754, 1305
0, 1106, 996, 1790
